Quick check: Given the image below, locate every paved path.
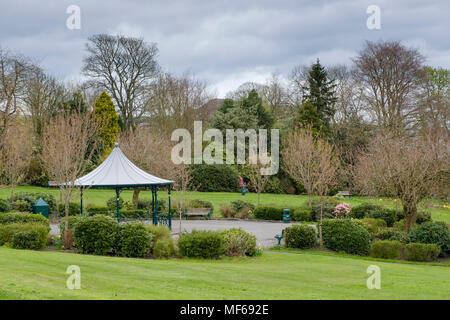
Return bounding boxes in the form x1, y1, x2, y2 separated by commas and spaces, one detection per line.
51, 219, 316, 248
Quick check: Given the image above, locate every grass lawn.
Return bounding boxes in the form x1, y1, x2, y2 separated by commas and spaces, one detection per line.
0, 246, 448, 300
1, 185, 449, 223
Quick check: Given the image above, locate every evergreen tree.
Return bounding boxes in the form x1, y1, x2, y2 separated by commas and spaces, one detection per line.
296, 100, 323, 136
240, 89, 274, 129
302, 59, 337, 135
64, 92, 87, 114
94, 91, 120, 158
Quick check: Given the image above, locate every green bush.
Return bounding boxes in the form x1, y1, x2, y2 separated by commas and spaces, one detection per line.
291, 207, 312, 222
86, 206, 110, 216
0, 199, 10, 212
153, 237, 176, 258
311, 198, 340, 221
146, 225, 176, 258
113, 221, 152, 257
106, 197, 124, 211
322, 219, 371, 255
0, 212, 49, 226
415, 212, 432, 224
188, 199, 214, 213
73, 215, 118, 255
0, 223, 49, 248
222, 228, 257, 257
230, 200, 255, 212
408, 222, 450, 256
263, 176, 284, 194
360, 218, 387, 236
11, 230, 42, 250
10, 200, 31, 212
178, 230, 224, 259
370, 240, 404, 259
405, 243, 441, 262
284, 224, 317, 249
253, 206, 282, 220
132, 199, 166, 211
191, 164, 239, 192
119, 209, 149, 219
347, 202, 380, 219
10, 192, 56, 213
375, 228, 410, 244
58, 202, 80, 217
366, 209, 397, 227
59, 216, 83, 238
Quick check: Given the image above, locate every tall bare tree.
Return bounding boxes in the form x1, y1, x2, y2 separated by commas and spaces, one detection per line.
42, 110, 100, 247
353, 40, 424, 132
1, 120, 32, 197
82, 34, 160, 131
282, 128, 339, 245
0, 48, 33, 149
354, 132, 449, 232
243, 157, 271, 206
146, 73, 211, 136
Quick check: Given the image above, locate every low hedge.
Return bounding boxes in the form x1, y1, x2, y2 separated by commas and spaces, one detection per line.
405, 243, 441, 262
348, 202, 399, 226
370, 240, 404, 259
86, 206, 110, 216
284, 224, 317, 249
322, 219, 371, 255
178, 230, 224, 259
58, 202, 80, 217
73, 215, 118, 255
119, 209, 149, 219
0, 212, 49, 226
291, 207, 312, 222
9, 192, 57, 213
113, 221, 152, 257
230, 200, 255, 212
375, 228, 410, 244
222, 228, 257, 257
0, 223, 49, 248
253, 206, 282, 220
360, 218, 387, 236
11, 230, 42, 250
408, 222, 450, 256
0, 199, 10, 212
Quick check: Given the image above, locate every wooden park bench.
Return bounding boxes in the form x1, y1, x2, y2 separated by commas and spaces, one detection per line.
337, 190, 353, 198
184, 208, 212, 220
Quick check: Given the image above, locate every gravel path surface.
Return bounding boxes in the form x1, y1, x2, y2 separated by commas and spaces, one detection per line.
51, 219, 317, 248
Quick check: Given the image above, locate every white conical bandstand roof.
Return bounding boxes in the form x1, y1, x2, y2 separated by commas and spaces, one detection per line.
73, 143, 173, 188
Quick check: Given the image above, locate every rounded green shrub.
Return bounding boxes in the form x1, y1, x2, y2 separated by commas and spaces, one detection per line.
292, 207, 312, 222
366, 209, 397, 227
114, 221, 152, 257
284, 224, 317, 249
0, 212, 49, 226
415, 211, 432, 224
191, 164, 239, 192
360, 218, 387, 236
322, 219, 371, 255
11, 230, 42, 250
405, 243, 441, 262
146, 225, 176, 258
10, 200, 30, 212
9, 192, 56, 213
253, 206, 282, 220
222, 228, 257, 257
106, 197, 124, 211
73, 215, 118, 255
370, 240, 404, 259
58, 202, 80, 217
408, 222, 450, 256
375, 228, 410, 244
347, 202, 379, 219
86, 206, 110, 216
0, 223, 49, 247
311, 198, 340, 221
0, 199, 10, 213
178, 230, 224, 259
230, 200, 255, 212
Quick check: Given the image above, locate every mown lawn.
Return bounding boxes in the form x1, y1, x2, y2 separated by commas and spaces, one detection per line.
0, 247, 448, 300
1, 185, 449, 223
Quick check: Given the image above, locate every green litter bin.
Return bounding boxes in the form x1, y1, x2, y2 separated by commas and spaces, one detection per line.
33, 198, 49, 219
282, 209, 291, 223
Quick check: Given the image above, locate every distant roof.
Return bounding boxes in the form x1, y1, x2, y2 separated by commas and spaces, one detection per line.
69, 143, 173, 188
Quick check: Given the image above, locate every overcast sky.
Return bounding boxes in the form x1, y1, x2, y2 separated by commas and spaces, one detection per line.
0, 0, 449, 97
